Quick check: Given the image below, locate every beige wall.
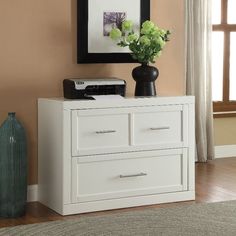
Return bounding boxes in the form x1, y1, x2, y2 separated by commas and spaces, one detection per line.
0, 0, 185, 184
214, 118, 236, 145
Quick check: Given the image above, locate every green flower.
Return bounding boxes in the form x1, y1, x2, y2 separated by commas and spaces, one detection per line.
127, 33, 138, 43
109, 28, 122, 40
154, 37, 166, 48
140, 35, 151, 46
141, 20, 155, 35
122, 20, 133, 32
109, 19, 170, 64
151, 26, 161, 37
156, 51, 162, 58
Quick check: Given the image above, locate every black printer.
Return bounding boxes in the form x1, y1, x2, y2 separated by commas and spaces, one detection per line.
63, 78, 126, 99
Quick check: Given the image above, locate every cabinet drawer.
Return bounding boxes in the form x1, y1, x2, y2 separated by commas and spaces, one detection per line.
72, 110, 129, 156
133, 105, 186, 148
71, 149, 188, 203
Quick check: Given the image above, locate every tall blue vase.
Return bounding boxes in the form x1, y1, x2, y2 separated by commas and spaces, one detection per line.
0, 112, 27, 218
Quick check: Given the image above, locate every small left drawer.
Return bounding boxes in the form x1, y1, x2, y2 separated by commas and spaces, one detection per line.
71, 109, 130, 156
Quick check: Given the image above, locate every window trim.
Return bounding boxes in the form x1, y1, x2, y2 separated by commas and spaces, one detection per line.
212, 0, 236, 112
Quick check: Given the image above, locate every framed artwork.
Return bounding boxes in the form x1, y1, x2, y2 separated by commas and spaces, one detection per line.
77, 0, 150, 63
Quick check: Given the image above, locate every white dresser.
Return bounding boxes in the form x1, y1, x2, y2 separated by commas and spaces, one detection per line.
38, 96, 195, 215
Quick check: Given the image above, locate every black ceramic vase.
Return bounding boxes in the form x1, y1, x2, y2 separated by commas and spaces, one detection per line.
132, 64, 159, 96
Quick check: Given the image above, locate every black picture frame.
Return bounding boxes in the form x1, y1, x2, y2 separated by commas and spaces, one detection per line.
77, 0, 150, 64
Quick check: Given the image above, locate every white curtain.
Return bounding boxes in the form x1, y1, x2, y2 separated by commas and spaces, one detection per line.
185, 0, 215, 162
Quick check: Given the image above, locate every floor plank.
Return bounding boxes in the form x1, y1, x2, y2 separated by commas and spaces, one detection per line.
1, 157, 236, 227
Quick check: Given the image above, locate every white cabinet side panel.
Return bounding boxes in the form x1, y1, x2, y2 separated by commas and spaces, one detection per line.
38, 100, 64, 213
63, 109, 72, 204
188, 103, 195, 191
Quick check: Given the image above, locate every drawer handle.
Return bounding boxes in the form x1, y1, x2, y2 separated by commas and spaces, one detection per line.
95, 130, 117, 134
150, 126, 170, 131
119, 172, 147, 178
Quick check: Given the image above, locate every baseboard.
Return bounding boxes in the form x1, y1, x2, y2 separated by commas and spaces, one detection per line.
27, 185, 38, 202
215, 145, 236, 159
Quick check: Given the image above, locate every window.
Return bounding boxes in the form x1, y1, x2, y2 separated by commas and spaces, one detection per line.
212, 0, 236, 112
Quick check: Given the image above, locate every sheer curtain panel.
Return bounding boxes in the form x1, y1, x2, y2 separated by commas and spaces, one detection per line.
185, 0, 215, 162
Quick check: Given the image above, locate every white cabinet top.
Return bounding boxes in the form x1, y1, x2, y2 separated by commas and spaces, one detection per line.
38, 96, 194, 110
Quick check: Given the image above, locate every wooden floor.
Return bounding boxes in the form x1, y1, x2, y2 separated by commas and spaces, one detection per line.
1, 157, 236, 228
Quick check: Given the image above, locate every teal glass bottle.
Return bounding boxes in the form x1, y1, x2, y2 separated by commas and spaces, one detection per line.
0, 112, 27, 218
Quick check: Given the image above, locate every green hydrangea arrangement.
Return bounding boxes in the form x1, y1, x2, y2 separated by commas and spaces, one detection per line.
110, 20, 170, 64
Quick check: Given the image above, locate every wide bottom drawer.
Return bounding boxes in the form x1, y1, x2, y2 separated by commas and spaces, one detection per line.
71, 149, 188, 203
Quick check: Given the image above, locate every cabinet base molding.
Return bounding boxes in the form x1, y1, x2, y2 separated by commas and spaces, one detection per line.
61, 191, 195, 215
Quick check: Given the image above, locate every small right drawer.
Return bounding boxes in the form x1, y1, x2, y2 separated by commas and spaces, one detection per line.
133, 105, 186, 148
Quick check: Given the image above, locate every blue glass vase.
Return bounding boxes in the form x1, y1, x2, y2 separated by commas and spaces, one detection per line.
0, 112, 27, 218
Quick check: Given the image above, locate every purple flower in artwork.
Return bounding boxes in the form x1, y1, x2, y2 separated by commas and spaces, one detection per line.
103, 12, 126, 36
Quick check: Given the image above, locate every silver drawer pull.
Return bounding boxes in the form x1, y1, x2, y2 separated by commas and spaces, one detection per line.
95, 130, 116, 134
119, 172, 147, 178
150, 126, 170, 131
